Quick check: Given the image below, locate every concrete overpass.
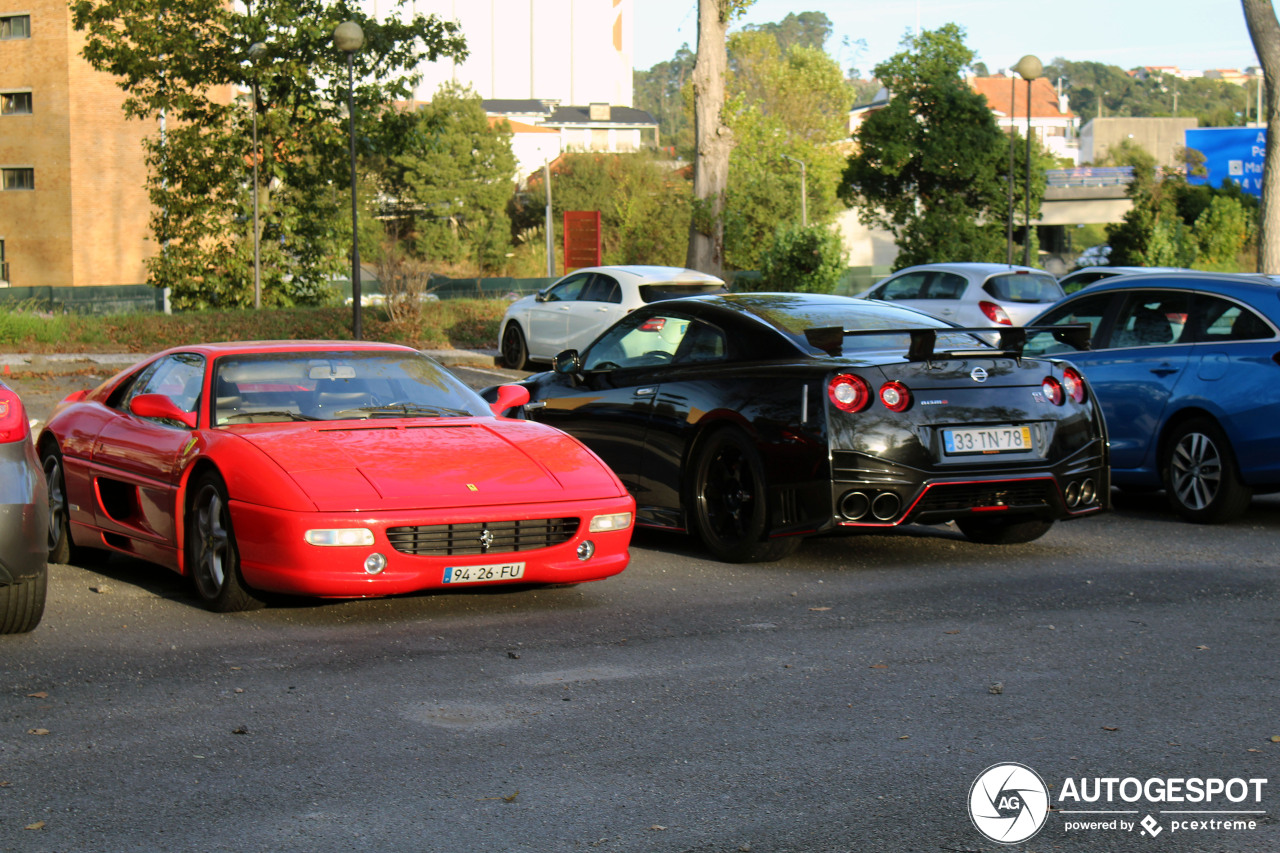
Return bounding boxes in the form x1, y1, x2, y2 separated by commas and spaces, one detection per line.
1038, 167, 1133, 225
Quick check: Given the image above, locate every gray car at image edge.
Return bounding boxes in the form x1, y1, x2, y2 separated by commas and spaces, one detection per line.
0, 379, 48, 633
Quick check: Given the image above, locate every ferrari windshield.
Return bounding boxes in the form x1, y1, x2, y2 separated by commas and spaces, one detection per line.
212, 350, 491, 425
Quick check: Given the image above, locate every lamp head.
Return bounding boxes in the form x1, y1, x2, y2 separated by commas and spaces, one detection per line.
1013, 54, 1043, 81
333, 21, 364, 53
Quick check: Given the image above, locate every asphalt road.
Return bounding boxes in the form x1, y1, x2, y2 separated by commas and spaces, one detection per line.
2, 362, 1277, 852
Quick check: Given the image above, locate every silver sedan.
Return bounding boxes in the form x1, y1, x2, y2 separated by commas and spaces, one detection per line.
0, 379, 47, 633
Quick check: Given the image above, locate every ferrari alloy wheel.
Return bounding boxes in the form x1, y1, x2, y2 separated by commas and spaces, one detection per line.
1161, 418, 1252, 524
955, 516, 1054, 545
691, 428, 800, 563
501, 323, 529, 371
187, 471, 263, 612
40, 444, 105, 567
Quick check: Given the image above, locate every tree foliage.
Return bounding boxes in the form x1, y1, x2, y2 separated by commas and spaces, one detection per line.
70, 0, 465, 309
371, 84, 516, 273
740, 11, 832, 54
723, 30, 851, 269
755, 223, 848, 293
510, 152, 692, 268
841, 25, 1046, 269
632, 45, 697, 157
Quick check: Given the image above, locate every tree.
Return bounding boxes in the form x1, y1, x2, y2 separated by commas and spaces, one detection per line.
1243, 0, 1280, 272
372, 84, 516, 273
740, 11, 832, 53
633, 45, 697, 157
687, 0, 753, 277
71, 0, 465, 309
841, 25, 1039, 268
723, 30, 851, 269
510, 152, 692, 268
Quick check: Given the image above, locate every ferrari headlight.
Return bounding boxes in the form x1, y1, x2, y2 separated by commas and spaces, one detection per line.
589, 512, 633, 533
305, 528, 375, 547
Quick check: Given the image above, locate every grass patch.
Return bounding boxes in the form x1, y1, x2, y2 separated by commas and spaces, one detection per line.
0, 300, 509, 354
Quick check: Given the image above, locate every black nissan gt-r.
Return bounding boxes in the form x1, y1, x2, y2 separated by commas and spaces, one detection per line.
490, 292, 1108, 562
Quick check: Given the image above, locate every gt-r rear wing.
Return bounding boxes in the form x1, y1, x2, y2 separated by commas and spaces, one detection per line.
803, 324, 1092, 361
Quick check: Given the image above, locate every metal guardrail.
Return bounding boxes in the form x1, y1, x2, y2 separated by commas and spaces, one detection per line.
1045, 167, 1134, 188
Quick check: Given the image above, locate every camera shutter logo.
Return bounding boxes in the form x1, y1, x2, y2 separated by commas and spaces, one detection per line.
969, 762, 1050, 844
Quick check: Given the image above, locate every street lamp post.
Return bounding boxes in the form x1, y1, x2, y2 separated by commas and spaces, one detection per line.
247, 41, 267, 309
334, 20, 364, 340
1013, 54, 1042, 268
781, 154, 807, 228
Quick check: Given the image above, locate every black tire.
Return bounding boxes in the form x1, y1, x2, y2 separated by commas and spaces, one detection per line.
0, 568, 46, 634
1161, 418, 1252, 524
956, 516, 1054, 545
187, 471, 264, 612
42, 445, 107, 567
501, 323, 529, 371
691, 428, 800, 563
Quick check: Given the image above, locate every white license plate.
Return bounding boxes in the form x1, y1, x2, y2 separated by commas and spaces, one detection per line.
943, 425, 1033, 455
443, 562, 526, 584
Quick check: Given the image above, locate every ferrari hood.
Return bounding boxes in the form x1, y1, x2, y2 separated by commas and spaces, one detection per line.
234, 419, 622, 512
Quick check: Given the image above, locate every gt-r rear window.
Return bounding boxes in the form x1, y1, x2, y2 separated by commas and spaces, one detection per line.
638, 282, 728, 303
984, 273, 1064, 303
212, 351, 491, 424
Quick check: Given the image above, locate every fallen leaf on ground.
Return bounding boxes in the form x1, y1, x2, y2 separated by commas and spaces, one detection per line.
25, 822, 45, 831
808, 606, 831, 612
26, 692, 48, 699
1102, 726, 1119, 732
26, 729, 49, 736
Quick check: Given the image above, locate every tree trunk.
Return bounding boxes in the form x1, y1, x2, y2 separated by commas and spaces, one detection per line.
685, 0, 734, 277
1243, 0, 1280, 272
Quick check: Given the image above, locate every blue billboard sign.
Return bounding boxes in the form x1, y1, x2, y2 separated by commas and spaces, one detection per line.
1185, 127, 1266, 197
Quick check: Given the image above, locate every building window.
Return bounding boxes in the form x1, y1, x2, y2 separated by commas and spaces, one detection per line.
0, 14, 30, 39
1, 168, 33, 190
0, 239, 7, 283
0, 91, 31, 115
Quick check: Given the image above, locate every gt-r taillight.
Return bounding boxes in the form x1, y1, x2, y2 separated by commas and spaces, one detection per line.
979, 300, 1012, 325
1042, 376, 1065, 406
828, 374, 871, 413
0, 389, 28, 444
879, 381, 911, 412
1061, 367, 1086, 404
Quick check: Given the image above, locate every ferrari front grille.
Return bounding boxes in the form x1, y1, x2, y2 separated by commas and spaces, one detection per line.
386, 518, 581, 556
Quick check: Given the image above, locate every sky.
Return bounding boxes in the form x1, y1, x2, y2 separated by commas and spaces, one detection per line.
632, 0, 1260, 77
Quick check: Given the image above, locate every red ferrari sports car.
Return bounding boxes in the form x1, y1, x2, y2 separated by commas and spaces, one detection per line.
37, 341, 634, 612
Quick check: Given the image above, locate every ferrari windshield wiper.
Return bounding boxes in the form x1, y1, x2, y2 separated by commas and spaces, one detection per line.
332, 403, 472, 419
222, 410, 321, 423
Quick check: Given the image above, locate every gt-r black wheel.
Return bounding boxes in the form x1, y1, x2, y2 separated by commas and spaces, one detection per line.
501, 323, 529, 371
0, 567, 46, 634
956, 516, 1054, 545
692, 428, 800, 563
187, 471, 263, 612
1161, 418, 1252, 523
42, 444, 107, 567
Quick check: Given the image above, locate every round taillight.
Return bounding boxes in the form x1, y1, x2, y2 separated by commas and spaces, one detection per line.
1042, 376, 1064, 406
1062, 367, 1086, 404
879, 381, 911, 412
979, 300, 1013, 325
828, 374, 871, 413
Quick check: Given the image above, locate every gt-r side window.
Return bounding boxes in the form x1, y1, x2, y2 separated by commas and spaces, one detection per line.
583, 312, 692, 371
1107, 292, 1193, 349
1023, 293, 1114, 355
123, 353, 206, 418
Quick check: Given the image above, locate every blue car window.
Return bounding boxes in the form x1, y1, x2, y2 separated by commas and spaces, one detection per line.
1109, 293, 1192, 348
1188, 294, 1275, 342
1024, 292, 1114, 355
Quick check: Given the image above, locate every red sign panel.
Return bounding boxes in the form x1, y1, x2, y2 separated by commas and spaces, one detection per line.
563, 210, 602, 272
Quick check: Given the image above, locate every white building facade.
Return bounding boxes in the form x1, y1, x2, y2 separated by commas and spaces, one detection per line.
363, 0, 633, 107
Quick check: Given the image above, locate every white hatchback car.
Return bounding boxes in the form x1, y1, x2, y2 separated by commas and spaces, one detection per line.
855, 262, 1065, 328
499, 265, 727, 369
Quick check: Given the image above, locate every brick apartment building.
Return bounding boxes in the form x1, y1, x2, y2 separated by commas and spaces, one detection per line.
0, 0, 155, 289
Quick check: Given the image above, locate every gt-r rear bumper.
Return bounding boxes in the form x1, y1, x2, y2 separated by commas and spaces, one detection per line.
227, 495, 634, 597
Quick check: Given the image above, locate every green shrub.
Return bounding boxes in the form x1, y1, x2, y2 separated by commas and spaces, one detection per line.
756, 223, 848, 293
